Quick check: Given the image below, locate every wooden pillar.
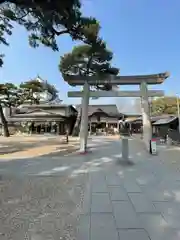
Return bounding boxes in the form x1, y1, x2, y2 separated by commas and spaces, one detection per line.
65, 122, 69, 143
45, 122, 48, 134
57, 122, 60, 135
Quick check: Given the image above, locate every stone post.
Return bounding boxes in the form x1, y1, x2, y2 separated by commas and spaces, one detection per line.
122, 137, 129, 160
140, 81, 152, 151
79, 81, 90, 152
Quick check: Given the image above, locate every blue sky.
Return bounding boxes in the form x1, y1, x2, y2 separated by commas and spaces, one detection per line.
1, 0, 180, 110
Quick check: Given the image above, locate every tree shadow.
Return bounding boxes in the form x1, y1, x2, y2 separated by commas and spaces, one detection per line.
0, 142, 41, 154
116, 159, 135, 167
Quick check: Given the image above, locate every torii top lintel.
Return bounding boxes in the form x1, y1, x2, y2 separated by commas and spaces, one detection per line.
63, 72, 169, 86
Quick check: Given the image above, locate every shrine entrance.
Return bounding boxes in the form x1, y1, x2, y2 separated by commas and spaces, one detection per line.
64, 72, 169, 153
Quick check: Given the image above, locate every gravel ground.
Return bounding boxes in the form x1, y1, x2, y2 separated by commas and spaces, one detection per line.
0, 174, 88, 240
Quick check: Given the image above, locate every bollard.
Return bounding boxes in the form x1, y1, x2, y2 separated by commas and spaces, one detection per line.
122, 137, 129, 160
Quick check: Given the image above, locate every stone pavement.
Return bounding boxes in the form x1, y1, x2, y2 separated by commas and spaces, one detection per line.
75, 137, 180, 240
1, 136, 180, 239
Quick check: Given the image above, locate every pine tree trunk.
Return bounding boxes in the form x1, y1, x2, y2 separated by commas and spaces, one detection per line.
72, 57, 92, 137
72, 107, 82, 136
0, 104, 10, 137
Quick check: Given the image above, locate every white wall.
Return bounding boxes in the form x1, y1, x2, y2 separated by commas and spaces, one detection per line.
0, 107, 16, 122
3, 107, 10, 119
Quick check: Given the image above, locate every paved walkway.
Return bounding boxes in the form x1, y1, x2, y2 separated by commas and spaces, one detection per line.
73, 138, 180, 240
1, 136, 180, 239
75, 137, 180, 240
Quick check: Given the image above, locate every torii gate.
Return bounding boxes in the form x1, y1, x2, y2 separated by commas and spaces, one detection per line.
64, 72, 169, 153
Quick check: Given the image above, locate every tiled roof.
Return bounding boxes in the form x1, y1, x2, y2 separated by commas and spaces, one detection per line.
127, 115, 176, 123
17, 104, 77, 114
19, 104, 73, 108
136, 115, 175, 122
153, 116, 177, 125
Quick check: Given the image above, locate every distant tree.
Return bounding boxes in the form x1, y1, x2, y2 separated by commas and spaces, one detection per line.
20, 78, 59, 104
0, 10, 13, 66
59, 23, 119, 136
20, 80, 44, 105
44, 81, 59, 102
151, 96, 180, 115
0, 0, 99, 66
0, 54, 4, 67
0, 83, 20, 137
0, 79, 59, 137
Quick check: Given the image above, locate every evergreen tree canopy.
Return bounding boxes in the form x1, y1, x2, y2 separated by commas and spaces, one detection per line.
0, 78, 59, 136
0, 83, 20, 107
20, 78, 59, 104
0, 0, 100, 66
151, 96, 180, 115
59, 42, 119, 91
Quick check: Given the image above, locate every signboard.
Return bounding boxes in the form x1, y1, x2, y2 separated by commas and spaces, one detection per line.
150, 138, 157, 155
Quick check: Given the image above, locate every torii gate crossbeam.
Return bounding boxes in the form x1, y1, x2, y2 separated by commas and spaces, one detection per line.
68, 90, 164, 98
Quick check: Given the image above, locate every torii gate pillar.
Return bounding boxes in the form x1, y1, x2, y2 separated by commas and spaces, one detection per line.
140, 81, 152, 151
79, 81, 90, 153
78, 82, 153, 153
